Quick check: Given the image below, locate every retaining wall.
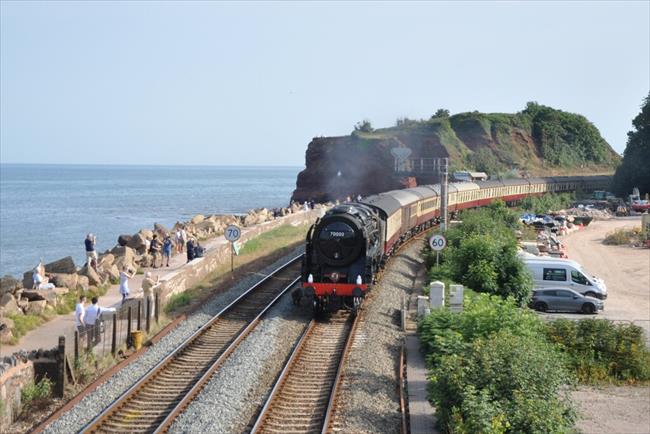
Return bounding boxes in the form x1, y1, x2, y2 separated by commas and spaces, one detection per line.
0, 359, 34, 427
158, 209, 322, 303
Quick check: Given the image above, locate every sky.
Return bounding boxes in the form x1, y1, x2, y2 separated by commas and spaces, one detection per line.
1, 1, 648, 166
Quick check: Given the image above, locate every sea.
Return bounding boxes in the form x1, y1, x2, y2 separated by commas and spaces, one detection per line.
0, 164, 301, 278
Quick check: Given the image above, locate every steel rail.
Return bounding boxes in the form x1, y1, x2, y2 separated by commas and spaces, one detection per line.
82, 254, 303, 434
250, 312, 357, 434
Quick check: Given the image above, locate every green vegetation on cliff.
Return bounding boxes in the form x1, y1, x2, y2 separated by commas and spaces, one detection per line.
357, 103, 619, 175
613, 93, 650, 196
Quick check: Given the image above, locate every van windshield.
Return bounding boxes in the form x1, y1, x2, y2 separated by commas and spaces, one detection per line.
571, 270, 589, 285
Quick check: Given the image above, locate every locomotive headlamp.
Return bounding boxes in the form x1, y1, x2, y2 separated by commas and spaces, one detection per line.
356, 275, 362, 285
308, 274, 314, 284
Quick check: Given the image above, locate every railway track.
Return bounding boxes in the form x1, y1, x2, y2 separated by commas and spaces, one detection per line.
82, 255, 303, 434
250, 312, 358, 434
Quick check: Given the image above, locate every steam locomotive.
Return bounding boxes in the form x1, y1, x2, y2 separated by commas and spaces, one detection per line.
301, 175, 610, 313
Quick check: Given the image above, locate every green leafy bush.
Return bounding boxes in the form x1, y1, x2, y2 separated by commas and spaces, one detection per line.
164, 292, 192, 313
546, 319, 650, 383
429, 330, 575, 433
433, 202, 532, 304
21, 377, 53, 413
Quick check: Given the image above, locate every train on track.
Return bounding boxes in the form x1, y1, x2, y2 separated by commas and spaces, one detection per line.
301, 175, 611, 313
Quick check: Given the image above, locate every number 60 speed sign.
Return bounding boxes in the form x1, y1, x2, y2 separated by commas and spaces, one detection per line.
429, 234, 447, 251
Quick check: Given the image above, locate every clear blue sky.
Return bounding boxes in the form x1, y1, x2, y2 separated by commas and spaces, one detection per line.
1, 1, 648, 166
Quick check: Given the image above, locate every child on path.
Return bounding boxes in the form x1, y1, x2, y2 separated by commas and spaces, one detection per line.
119, 266, 135, 304
163, 235, 173, 267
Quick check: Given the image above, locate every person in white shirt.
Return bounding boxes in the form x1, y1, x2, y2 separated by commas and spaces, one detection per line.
75, 295, 87, 332
85, 296, 116, 344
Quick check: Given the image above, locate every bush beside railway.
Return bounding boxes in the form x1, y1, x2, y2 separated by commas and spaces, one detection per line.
423, 201, 532, 305
419, 204, 650, 432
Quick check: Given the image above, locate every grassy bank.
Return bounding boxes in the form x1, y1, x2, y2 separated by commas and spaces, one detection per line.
164, 223, 311, 314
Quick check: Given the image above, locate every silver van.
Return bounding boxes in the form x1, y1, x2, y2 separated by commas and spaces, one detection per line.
523, 257, 607, 300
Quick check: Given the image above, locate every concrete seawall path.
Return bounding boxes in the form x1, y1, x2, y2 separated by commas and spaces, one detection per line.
0, 210, 314, 357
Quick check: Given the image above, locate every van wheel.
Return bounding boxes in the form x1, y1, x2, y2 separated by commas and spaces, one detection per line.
534, 302, 548, 312
585, 291, 597, 299
582, 303, 595, 314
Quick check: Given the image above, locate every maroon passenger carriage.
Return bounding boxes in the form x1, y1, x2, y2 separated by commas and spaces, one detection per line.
300, 175, 611, 314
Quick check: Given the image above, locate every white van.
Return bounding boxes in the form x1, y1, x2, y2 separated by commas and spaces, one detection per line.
523, 257, 607, 300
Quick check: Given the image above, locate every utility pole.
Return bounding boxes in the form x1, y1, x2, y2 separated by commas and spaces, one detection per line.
439, 158, 449, 232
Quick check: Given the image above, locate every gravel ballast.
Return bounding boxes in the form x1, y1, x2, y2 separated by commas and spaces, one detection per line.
168, 290, 311, 433
42, 247, 304, 434
330, 239, 425, 433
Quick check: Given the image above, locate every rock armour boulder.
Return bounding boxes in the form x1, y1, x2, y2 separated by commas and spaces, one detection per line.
44, 256, 77, 274
0, 293, 21, 315
51, 273, 78, 290
118, 234, 132, 246
0, 275, 21, 295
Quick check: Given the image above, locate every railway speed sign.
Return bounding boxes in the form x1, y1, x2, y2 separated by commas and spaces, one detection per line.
429, 234, 447, 251
224, 225, 241, 242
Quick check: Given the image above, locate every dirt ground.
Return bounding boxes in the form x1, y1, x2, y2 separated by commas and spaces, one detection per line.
561, 216, 650, 434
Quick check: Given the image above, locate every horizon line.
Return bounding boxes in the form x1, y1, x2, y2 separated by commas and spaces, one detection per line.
0, 162, 304, 168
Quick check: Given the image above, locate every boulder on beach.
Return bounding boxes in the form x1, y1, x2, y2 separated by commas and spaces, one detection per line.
191, 214, 205, 225
51, 273, 78, 290
44, 256, 77, 274
22, 271, 35, 289
154, 223, 170, 235
26, 300, 47, 315
76, 275, 90, 291
138, 253, 154, 268
107, 264, 120, 281
0, 293, 21, 315
127, 233, 147, 251
139, 229, 154, 239
22, 288, 58, 307
118, 234, 132, 246
112, 246, 138, 272
98, 254, 115, 270
0, 317, 14, 343
0, 275, 21, 295
80, 265, 104, 287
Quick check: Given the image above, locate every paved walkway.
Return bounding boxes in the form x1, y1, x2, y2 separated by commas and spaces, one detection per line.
406, 333, 438, 434
0, 223, 258, 357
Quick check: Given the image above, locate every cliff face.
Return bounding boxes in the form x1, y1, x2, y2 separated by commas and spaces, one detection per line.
291, 104, 620, 202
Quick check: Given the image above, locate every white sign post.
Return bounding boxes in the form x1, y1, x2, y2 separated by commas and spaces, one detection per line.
225, 224, 241, 273
429, 234, 447, 267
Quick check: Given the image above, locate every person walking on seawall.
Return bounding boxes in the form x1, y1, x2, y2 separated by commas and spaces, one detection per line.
85, 296, 116, 344
175, 227, 184, 254
141, 272, 159, 318
162, 235, 173, 267
119, 266, 135, 304
150, 234, 162, 268
75, 295, 87, 333
85, 234, 98, 270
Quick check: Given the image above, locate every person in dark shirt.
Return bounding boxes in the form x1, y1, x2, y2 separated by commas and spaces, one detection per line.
186, 238, 195, 262
150, 234, 162, 268
85, 234, 98, 269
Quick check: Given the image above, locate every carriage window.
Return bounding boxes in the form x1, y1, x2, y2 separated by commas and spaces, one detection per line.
543, 268, 566, 281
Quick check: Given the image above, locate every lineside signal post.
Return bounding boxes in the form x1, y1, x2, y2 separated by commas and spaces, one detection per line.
224, 224, 241, 273
429, 234, 446, 267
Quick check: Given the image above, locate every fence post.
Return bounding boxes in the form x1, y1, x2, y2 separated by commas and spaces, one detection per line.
86, 324, 92, 351
111, 312, 117, 356
74, 330, 79, 363
127, 306, 132, 347
56, 336, 66, 397
137, 299, 142, 331
155, 292, 160, 324
146, 297, 151, 333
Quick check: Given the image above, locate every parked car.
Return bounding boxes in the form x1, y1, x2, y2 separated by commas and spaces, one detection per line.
529, 288, 604, 314
523, 257, 607, 299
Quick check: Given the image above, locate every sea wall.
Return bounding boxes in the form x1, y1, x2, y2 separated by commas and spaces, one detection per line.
0, 357, 34, 427
158, 208, 322, 303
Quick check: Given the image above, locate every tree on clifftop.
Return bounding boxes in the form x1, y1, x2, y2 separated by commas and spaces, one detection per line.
353, 119, 373, 133
613, 93, 650, 196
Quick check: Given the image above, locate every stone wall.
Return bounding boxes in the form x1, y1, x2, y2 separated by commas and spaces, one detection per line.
0, 358, 34, 427
158, 209, 322, 303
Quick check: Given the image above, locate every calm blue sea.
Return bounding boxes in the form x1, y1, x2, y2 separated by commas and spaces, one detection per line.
0, 164, 300, 278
